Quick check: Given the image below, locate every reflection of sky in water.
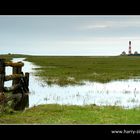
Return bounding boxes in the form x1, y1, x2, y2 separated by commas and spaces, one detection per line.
4, 58, 140, 109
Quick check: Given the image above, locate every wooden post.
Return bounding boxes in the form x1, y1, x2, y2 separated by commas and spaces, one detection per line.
12, 65, 29, 110
12, 67, 22, 86
0, 59, 5, 92
12, 64, 22, 94
12, 67, 18, 85
25, 72, 29, 92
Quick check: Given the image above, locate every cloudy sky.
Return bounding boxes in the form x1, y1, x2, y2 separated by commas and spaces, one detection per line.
0, 15, 140, 55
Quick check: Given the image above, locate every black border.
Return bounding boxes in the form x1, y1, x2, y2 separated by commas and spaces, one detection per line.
0, 125, 140, 137
0, 1, 140, 15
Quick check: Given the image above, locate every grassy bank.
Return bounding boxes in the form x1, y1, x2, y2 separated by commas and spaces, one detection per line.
0, 104, 140, 124
25, 55, 140, 86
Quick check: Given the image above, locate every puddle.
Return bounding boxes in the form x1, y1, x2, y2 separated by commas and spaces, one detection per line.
4, 58, 140, 109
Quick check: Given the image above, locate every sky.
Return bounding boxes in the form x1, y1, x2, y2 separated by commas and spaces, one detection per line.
1, 15, 140, 56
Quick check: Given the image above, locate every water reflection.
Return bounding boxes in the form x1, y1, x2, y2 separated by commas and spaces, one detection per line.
5, 58, 140, 109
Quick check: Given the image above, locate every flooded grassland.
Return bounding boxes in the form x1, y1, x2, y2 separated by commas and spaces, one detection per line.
2, 55, 140, 124
9, 56, 140, 109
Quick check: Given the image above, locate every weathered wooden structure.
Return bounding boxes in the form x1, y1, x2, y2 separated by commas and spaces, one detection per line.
0, 59, 29, 110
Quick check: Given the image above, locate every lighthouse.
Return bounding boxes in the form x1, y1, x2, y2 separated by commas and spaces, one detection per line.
128, 41, 132, 55
121, 41, 140, 56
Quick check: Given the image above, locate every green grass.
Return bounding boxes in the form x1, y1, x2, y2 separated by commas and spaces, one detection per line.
25, 55, 140, 85
0, 104, 140, 124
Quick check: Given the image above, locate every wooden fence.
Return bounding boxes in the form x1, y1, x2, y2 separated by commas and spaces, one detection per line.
0, 58, 29, 110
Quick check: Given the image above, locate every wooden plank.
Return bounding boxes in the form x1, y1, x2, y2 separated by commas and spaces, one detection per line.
5, 74, 24, 81
5, 62, 24, 67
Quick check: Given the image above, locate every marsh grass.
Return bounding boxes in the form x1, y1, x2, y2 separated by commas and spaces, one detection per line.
25, 56, 140, 85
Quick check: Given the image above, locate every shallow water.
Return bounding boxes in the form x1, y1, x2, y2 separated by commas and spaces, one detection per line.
4, 58, 140, 109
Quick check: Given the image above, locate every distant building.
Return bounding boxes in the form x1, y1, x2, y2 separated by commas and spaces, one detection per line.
121, 51, 126, 56
120, 41, 140, 56
134, 51, 138, 55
